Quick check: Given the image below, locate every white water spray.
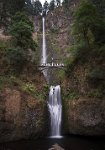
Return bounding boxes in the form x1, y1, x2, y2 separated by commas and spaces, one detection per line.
48, 85, 62, 138
41, 17, 47, 64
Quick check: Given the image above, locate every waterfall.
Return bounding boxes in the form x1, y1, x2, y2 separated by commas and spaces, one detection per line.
41, 17, 47, 64
41, 17, 48, 80
41, 17, 62, 138
48, 85, 62, 138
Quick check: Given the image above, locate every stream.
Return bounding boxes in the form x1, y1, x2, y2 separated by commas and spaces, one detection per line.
0, 136, 105, 150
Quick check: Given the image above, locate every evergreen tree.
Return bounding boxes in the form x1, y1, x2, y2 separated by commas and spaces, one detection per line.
49, 0, 55, 11
33, 0, 42, 16
91, 0, 105, 17
62, 0, 69, 8
0, 0, 10, 28
9, 0, 25, 15
73, 1, 99, 46
10, 12, 36, 50
8, 12, 37, 73
43, 1, 49, 15
24, 0, 33, 15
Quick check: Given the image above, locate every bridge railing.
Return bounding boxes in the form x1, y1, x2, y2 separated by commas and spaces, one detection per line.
40, 63, 65, 67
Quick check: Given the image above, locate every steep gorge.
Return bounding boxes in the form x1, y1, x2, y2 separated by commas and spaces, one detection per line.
0, 0, 105, 143
44, 1, 105, 135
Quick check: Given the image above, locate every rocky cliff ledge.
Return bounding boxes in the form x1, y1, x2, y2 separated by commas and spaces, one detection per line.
63, 97, 105, 135
44, 2, 105, 136
0, 72, 48, 142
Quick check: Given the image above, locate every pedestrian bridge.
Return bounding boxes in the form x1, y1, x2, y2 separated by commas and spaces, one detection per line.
39, 63, 65, 70
40, 63, 64, 67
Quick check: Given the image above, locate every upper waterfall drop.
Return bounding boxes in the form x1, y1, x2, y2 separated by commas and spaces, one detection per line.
41, 17, 47, 64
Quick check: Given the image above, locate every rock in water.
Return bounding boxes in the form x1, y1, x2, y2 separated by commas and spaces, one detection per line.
48, 143, 64, 150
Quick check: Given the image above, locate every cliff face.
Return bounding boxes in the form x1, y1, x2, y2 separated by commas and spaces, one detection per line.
63, 98, 105, 135
45, 2, 105, 136
0, 72, 48, 142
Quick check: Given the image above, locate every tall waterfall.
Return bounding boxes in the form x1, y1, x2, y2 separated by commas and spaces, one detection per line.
48, 85, 62, 137
41, 17, 47, 64
41, 17, 62, 137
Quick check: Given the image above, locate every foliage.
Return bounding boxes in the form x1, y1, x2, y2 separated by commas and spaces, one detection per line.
22, 83, 36, 94
73, 0, 105, 46
63, 90, 79, 100
24, 0, 33, 15
50, 28, 59, 34
87, 68, 105, 87
58, 70, 65, 80
0, 76, 20, 90
65, 0, 105, 77
0, 0, 26, 29
9, 0, 25, 15
73, 1, 98, 45
0, 40, 9, 51
49, 0, 55, 11
87, 89, 104, 98
65, 41, 90, 76
62, 0, 69, 8
43, 1, 49, 15
33, 0, 42, 16
91, 0, 105, 17
6, 47, 26, 73
9, 12, 36, 51
21, 83, 46, 100
7, 12, 37, 74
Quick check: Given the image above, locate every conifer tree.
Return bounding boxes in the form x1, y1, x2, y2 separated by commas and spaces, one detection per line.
33, 0, 42, 16
49, 0, 55, 11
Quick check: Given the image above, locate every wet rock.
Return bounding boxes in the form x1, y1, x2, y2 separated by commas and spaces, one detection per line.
48, 143, 64, 150
64, 98, 105, 135
0, 87, 48, 142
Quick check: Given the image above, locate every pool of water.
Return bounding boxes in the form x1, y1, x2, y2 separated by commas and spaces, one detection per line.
0, 135, 105, 150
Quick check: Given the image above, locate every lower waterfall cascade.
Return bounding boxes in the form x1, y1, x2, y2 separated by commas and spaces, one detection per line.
48, 85, 62, 138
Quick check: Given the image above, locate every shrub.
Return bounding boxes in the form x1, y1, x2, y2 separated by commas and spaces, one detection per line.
9, 12, 37, 51
87, 89, 104, 98
87, 68, 105, 87
63, 89, 79, 100
21, 83, 45, 101
6, 47, 26, 73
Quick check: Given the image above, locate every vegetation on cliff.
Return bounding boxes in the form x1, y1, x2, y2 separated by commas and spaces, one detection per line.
0, 0, 105, 139
64, 0, 105, 99
0, 0, 50, 142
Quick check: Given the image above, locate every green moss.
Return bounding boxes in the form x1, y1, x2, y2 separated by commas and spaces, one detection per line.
0, 75, 48, 101
58, 69, 65, 80
87, 89, 104, 98
20, 83, 48, 101
0, 76, 14, 90
50, 28, 60, 34
62, 89, 79, 100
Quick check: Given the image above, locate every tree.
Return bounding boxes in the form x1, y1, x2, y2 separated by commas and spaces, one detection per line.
9, 0, 25, 15
73, 1, 99, 46
62, 0, 70, 8
24, 0, 33, 15
0, 0, 10, 28
91, 0, 105, 17
33, 0, 42, 16
43, 1, 49, 15
0, 0, 26, 29
49, 0, 55, 11
10, 12, 36, 50
8, 12, 37, 73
